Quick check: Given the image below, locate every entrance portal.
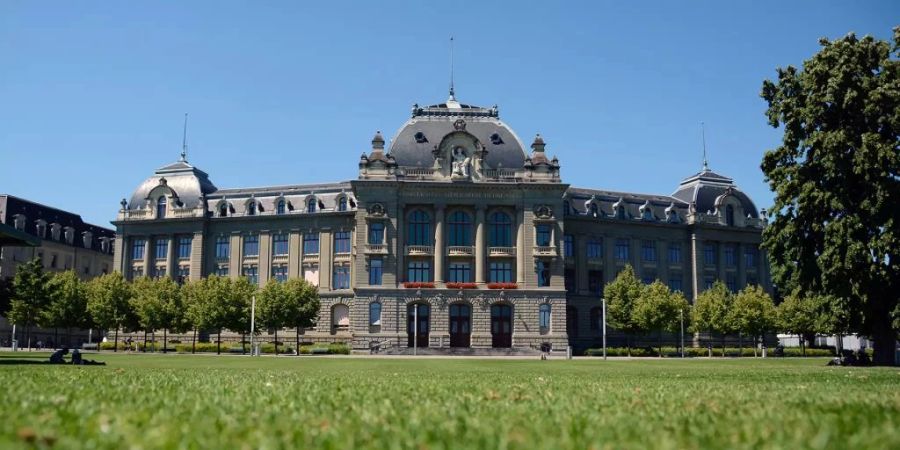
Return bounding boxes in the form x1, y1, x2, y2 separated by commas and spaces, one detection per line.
490, 304, 512, 348
449, 304, 471, 348
407, 303, 430, 348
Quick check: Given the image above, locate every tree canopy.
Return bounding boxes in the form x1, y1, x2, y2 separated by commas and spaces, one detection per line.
760, 28, 900, 364
44, 271, 91, 333
8, 259, 51, 332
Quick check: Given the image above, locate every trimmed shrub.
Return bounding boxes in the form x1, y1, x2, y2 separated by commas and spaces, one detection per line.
582, 346, 836, 357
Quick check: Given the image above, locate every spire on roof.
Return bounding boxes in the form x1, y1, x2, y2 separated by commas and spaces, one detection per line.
700, 121, 709, 171
180, 113, 189, 162
448, 36, 455, 102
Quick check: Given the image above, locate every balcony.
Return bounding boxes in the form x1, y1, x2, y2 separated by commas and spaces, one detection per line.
301, 253, 319, 263
533, 246, 558, 257
364, 243, 388, 255
406, 245, 434, 256
447, 246, 474, 257
489, 247, 516, 257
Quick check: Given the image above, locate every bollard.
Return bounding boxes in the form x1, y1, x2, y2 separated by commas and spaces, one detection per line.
567, 346, 572, 360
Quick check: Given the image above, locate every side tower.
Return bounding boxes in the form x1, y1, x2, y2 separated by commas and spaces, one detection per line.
353, 95, 569, 353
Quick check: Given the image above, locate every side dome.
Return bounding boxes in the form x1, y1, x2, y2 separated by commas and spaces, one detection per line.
671, 168, 759, 218
388, 100, 527, 169
127, 160, 217, 211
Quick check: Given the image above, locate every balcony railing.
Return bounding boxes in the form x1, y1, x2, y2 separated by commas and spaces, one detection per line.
403, 168, 435, 178
301, 253, 319, 263
406, 245, 434, 256
364, 243, 388, 255
172, 208, 200, 218
533, 246, 558, 257
447, 246, 474, 256
489, 247, 516, 257
483, 169, 519, 179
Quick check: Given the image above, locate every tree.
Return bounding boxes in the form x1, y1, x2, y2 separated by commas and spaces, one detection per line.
183, 276, 231, 354
86, 272, 133, 351
691, 281, 733, 357
281, 278, 320, 353
8, 259, 50, 349
760, 29, 900, 365
225, 277, 255, 353
776, 292, 823, 355
729, 285, 777, 357
0, 277, 13, 318
605, 265, 643, 356
131, 277, 180, 352
633, 281, 691, 356
258, 280, 289, 354
44, 271, 89, 348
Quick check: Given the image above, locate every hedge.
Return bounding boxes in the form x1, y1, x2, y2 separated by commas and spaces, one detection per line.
583, 346, 840, 357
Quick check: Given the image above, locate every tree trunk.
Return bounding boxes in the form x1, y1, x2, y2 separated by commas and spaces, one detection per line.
871, 313, 897, 366
274, 329, 279, 356
738, 332, 743, 357
217, 330, 222, 355
753, 335, 758, 357
114, 327, 119, 352
658, 330, 663, 358
192, 329, 197, 354
163, 329, 167, 353
721, 335, 726, 357
626, 335, 631, 357
66, 327, 72, 349
55, 328, 59, 349
26, 325, 31, 351
296, 328, 300, 356
242, 332, 247, 355
800, 334, 806, 356
143, 331, 148, 352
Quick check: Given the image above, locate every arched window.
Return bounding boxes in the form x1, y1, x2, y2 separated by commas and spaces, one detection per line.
276, 200, 286, 215
338, 197, 348, 212
247, 201, 256, 216
332, 304, 350, 333
488, 212, 512, 247
156, 196, 167, 219
307, 198, 316, 213
616, 206, 626, 220
642, 207, 653, 220
369, 302, 382, 326
539, 304, 551, 332
219, 203, 228, 217
407, 210, 431, 246
447, 211, 472, 246
726, 204, 735, 226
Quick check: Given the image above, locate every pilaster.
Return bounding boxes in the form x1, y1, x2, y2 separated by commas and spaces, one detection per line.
474, 205, 486, 284
434, 205, 445, 284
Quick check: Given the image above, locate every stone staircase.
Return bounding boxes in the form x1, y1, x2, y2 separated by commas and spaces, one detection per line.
378, 346, 543, 357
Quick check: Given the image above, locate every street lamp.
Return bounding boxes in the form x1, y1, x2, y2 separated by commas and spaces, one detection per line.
250, 294, 257, 356
413, 305, 418, 356
680, 308, 685, 358
602, 297, 607, 360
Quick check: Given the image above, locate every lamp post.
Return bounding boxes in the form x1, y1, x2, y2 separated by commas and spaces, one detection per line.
413, 305, 418, 356
250, 294, 256, 356
680, 308, 685, 358
602, 297, 607, 360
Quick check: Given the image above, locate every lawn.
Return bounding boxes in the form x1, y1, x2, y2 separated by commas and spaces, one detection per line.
1, 353, 898, 449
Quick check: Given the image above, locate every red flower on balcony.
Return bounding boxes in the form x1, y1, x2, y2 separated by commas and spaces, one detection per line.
486, 282, 518, 290
446, 282, 478, 289
403, 282, 435, 289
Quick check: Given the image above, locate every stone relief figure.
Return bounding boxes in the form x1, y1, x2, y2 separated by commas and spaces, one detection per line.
451, 146, 471, 179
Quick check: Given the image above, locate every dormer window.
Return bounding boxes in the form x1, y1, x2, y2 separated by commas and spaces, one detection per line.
726, 204, 735, 226
616, 207, 626, 220
219, 203, 228, 217
338, 197, 347, 212
276, 200, 286, 215
307, 198, 316, 213
414, 131, 428, 143
35, 220, 47, 238
490, 133, 504, 145
590, 203, 598, 217
642, 208, 653, 221
156, 196, 167, 219
247, 201, 256, 216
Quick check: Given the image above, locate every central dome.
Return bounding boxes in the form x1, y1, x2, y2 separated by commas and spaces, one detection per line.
387, 99, 527, 169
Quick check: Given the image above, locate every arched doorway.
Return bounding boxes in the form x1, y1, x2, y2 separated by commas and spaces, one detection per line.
449, 304, 471, 348
407, 303, 430, 348
491, 304, 512, 348
331, 304, 349, 334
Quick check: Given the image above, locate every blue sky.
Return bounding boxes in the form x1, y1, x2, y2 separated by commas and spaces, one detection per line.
1, 1, 896, 227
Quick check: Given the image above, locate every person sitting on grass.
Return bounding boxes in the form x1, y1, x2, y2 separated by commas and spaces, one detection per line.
49, 348, 69, 364
69, 349, 106, 366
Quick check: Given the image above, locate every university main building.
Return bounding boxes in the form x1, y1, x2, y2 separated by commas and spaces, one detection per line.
113, 92, 770, 353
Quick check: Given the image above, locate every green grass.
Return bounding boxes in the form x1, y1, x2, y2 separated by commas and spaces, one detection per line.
1, 352, 898, 449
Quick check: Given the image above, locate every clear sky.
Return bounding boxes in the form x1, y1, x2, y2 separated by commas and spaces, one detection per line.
1, 1, 896, 227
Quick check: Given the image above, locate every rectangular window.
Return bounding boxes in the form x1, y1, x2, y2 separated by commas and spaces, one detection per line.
242, 266, 258, 285
243, 234, 259, 257
704, 243, 717, 265
449, 262, 472, 283
369, 302, 382, 326
155, 239, 168, 260
539, 304, 551, 331
303, 265, 319, 286
587, 240, 603, 259
536, 260, 551, 287
132, 239, 145, 260
332, 265, 350, 289
214, 266, 229, 277
131, 266, 144, 278
369, 258, 383, 285
564, 234, 574, 258
642, 270, 656, 285
669, 276, 683, 292
177, 266, 190, 284
588, 270, 603, 296
334, 231, 351, 254
489, 262, 512, 283
564, 268, 576, 293
704, 276, 715, 290
407, 261, 431, 283
615, 239, 630, 261
177, 236, 192, 259
535, 224, 552, 247
724, 244, 736, 267
272, 233, 289, 256
726, 273, 737, 292
153, 266, 166, 279
303, 233, 319, 255
215, 236, 230, 260
745, 247, 757, 268
642, 240, 656, 262
272, 265, 288, 282
368, 222, 384, 245
668, 243, 682, 264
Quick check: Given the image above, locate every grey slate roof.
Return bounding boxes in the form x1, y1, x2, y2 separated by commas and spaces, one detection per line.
128, 160, 217, 211
671, 169, 759, 218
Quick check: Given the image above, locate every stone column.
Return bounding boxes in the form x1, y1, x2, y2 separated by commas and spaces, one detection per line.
736, 242, 746, 289
516, 206, 525, 285
288, 230, 301, 278
229, 233, 241, 278
396, 204, 405, 285
143, 236, 152, 274
113, 235, 126, 275
575, 235, 588, 294
690, 233, 700, 301
434, 205, 445, 284
320, 230, 332, 290
475, 205, 486, 284
166, 236, 176, 279
717, 241, 726, 283
258, 232, 271, 286
189, 232, 204, 280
